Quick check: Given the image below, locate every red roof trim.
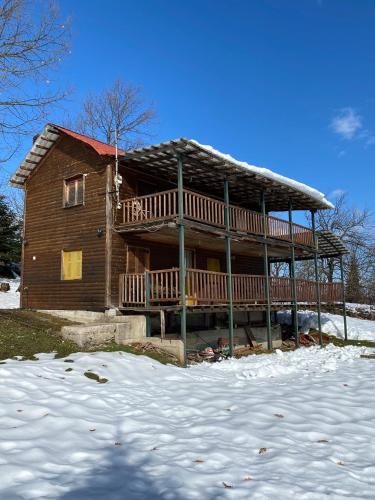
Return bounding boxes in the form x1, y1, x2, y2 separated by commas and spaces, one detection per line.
50, 123, 125, 156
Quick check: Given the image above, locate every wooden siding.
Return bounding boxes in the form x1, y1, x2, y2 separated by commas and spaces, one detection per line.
22, 136, 108, 310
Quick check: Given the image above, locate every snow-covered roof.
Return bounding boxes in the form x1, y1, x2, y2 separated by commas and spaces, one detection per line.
123, 138, 333, 211
192, 140, 333, 209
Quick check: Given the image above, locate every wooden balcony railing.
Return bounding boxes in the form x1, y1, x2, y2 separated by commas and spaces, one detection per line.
118, 188, 314, 247
119, 269, 342, 306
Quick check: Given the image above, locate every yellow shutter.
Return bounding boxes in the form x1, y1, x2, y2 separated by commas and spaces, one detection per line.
207, 258, 221, 272
62, 250, 82, 280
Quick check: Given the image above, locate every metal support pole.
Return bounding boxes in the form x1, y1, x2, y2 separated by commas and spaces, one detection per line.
145, 271, 151, 337
311, 210, 323, 346
177, 154, 187, 365
288, 202, 299, 347
288, 258, 297, 333
340, 254, 348, 341
261, 192, 272, 350
224, 179, 234, 356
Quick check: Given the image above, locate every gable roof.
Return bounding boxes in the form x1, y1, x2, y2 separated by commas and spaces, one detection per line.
9, 123, 123, 188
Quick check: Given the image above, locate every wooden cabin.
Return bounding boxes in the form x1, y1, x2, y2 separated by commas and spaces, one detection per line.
10, 124, 348, 355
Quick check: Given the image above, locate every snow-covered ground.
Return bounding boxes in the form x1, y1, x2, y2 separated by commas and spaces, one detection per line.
0, 278, 20, 309
278, 309, 375, 342
1, 345, 375, 499
346, 302, 375, 316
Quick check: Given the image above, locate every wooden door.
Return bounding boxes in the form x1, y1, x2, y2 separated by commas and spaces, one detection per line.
126, 246, 150, 273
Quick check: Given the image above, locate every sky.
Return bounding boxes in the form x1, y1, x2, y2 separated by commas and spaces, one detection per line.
2, 0, 375, 214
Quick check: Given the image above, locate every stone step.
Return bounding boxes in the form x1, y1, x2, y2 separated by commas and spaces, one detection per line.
60, 316, 147, 348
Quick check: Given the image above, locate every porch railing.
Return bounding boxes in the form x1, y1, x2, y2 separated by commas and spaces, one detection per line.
118, 188, 314, 247
119, 268, 342, 306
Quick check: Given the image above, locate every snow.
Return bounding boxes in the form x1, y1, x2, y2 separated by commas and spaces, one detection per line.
278, 309, 375, 342
346, 303, 375, 315
0, 278, 20, 309
1, 345, 375, 499
192, 140, 334, 208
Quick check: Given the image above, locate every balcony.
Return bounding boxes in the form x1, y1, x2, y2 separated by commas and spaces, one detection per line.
117, 188, 314, 248
119, 268, 342, 308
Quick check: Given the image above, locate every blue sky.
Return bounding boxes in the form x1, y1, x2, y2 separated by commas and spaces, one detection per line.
3, 0, 375, 212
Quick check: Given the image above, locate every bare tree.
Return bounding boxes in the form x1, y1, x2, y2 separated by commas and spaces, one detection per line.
293, 193, 375, 303
311, 193, 374, 283
271, 261, 289, 277
0, 0, 70, 160
71, 79, 155, 149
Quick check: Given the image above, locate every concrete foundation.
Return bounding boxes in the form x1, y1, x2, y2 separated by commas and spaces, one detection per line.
114, 316, 146, 343
56, 310, 281, 364
186, 324, 282, 349
117, 337, 185, 364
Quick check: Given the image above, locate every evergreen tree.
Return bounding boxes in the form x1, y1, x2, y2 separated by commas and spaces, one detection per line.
346, 253, 362, 303
0, 195, 21, 262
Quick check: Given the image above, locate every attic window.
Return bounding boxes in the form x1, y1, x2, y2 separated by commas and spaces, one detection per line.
64, 175, 84, 207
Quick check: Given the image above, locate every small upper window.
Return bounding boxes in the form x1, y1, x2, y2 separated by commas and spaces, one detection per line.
64, 175, 84, 207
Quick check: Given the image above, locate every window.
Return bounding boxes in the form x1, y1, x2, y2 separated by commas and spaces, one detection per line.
62, 250, 82, 280
64, 175, 84, 207
207, 257, 221, 272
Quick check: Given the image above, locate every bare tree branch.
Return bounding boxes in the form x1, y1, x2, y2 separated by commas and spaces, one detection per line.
70, 78, 155, 149
298, 193, 375, 303
0, 0, 70, 160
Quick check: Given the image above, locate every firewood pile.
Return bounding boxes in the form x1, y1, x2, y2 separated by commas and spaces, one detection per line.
187, 341, 264, 363
0, 282, 10, 292
282, 331, 330, 349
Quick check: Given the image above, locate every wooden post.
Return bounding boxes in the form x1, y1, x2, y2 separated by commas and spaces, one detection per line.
224, 179, 234, 356
339, 254, 348, 341
160, 310, 166, 339
311, 210, 323, 346
177, 154, 187, 365
261, 192, 272, 350
20, 185, 27, 308
288, 202, 299, 347
145, 271, 151, 337
105, 164, 113, 308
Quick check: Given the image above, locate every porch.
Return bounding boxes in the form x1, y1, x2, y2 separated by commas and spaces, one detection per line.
119, 268, 342, 309
116, 188, 315, 249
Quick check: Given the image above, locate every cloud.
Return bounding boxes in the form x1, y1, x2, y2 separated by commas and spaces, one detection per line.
329, 189, 346, 199
330, 108, 362, 140
357, 129, 375, 147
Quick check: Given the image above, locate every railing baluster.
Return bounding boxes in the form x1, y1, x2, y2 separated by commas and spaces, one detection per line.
119, 189, 314, 247
119, 270, 341, 306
